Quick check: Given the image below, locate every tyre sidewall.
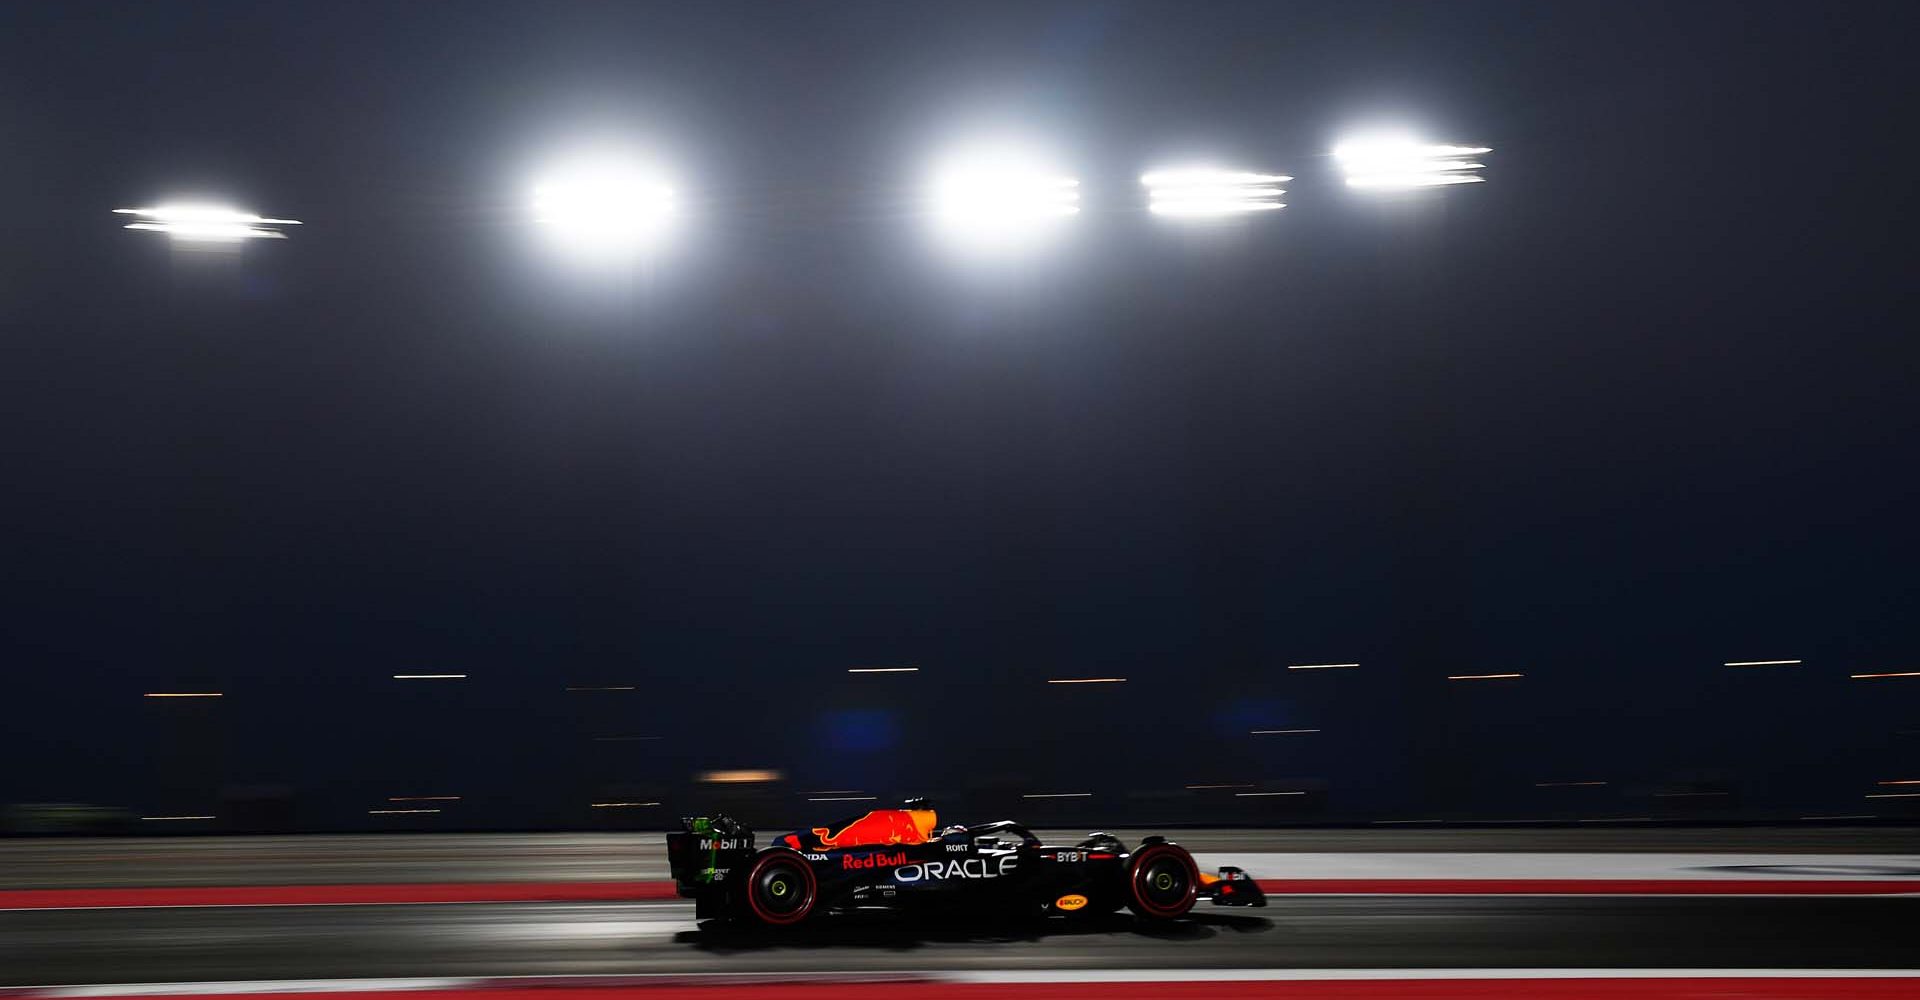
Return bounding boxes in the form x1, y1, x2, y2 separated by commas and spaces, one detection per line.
1125, 843, 1198, 919
742, 849, 818, 927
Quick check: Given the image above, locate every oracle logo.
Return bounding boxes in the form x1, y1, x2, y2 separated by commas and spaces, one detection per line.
894, 856, 1016, 882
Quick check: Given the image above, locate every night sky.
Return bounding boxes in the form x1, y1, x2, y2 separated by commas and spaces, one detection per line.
1, 1, 1916, 830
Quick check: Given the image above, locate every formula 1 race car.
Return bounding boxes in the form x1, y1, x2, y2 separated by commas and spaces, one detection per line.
665, 801, 1265, 926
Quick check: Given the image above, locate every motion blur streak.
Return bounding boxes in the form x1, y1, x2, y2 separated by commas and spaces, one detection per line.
1046, 677, 1126, 684
1335, 137, 1490, 189
1288, 663, 1360, 670
1726, 660, 1802, 667
113, 205, 301, 241
698, 770, 780, 783
123, 222, 286, 240
1142, 168, 1288, 217
12, 976, 1920, 1000
142, 692, 222, 698
1446, 673, 1524, 680
393, 674, 467, 680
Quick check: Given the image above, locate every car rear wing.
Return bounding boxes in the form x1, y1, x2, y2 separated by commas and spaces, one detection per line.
665, 815, 756, 896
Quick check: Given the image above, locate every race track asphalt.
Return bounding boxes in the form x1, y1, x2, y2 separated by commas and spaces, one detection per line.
1, 829, 1915, 987
3, 896, 1918, 985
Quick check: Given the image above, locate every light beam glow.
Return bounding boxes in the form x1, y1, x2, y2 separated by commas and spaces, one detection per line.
1142, 167, 1289, 217
114, 205, 301, 241
928, 145, 1079, 253
530, 157, 679, 260
1334, 135, 1491, 189
700, 769, 781, 783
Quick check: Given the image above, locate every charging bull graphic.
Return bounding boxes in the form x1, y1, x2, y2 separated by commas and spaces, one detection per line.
783, 808, 937, 851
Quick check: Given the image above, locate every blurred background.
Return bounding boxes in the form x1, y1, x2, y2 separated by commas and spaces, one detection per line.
1, 0, 1915, 837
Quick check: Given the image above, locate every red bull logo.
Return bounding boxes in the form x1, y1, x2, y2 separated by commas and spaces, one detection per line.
843, 850, 909, 869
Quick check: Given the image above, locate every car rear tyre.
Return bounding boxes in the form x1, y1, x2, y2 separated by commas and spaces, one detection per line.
742, 850, 817, 927
1125, 843, 1197, 919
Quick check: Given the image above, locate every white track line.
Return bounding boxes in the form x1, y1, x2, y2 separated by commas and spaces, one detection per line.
13, 970, 1920, 996
10, 984, 481, 998
0, 900, 694, 914
947, 969, 1920, 983
1195, 852, 1920, 880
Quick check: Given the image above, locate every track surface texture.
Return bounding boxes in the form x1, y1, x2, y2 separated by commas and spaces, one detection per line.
1, 829, 1915, 988
2, 897, 1918, 985
3, 828, 1915, 888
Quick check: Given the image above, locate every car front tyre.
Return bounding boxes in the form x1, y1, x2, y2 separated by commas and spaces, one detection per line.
1125, 843, 1198, 919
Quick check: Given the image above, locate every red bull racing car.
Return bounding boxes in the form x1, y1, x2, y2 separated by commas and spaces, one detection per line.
665, 801, 1265, 926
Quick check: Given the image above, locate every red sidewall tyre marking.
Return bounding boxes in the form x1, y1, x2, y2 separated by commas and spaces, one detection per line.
1128, 843, 1198, 918
744, 851, 817, 926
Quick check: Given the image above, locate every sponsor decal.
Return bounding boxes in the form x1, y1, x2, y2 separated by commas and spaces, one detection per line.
894, 856, 1017, 882
1055, 894, 1089, 911
843, 850, 910, 870
946, 843, 970, 852
811, 809, 937, 849
804, 853, 828, 861
1052, 850, 1085, 863
697, 838, 747, 851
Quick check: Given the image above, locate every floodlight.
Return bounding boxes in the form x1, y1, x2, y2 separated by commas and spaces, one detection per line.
928, 146, 1079, 253
114, 204, 301, 241
1142, 168, 1289, 217
530, 158, 678, 259
1333, 135, 1490, 189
